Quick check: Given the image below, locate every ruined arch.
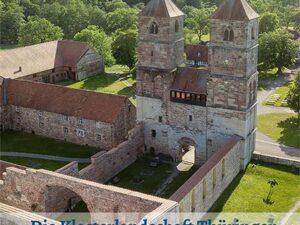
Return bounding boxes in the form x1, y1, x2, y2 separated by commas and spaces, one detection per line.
177, 137, 197, 164
43, 185, 90, 213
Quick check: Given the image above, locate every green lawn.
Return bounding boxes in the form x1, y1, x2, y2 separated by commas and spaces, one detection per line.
109, 158, 173, 195
159, 165, 199, 198
210, 161, 300, 212
1, 130, 100, 158
257, 113, 300, 148
264, 82, 293, 107
62, 73, 136, 105
105, 65, 130, 74
0, 156, 67, 171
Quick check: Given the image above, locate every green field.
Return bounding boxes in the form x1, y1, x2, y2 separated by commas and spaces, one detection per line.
1, 130, 100, 158
210, 161, 300, 212
109, 158, 173, 195
0, 156, 68, 171
257, 113, 299, 148
62, 73, 136, 105
264, 82, 293, 107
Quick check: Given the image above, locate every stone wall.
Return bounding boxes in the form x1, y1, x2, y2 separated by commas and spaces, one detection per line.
0, 166, 176, 215
5, 105, 115, 150
55, 161, 79, 177
253, 152, 300, 168
76, 49, 104, 80
79, 124, 144, 183
170, 136, 242, 212
0, 160, 27, 180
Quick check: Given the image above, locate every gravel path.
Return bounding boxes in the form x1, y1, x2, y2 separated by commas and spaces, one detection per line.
0, 152, 91, 163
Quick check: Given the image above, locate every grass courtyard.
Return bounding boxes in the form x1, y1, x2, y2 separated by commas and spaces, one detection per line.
210, 161, 300, 212
109, 158, 198, 198
257, 113, 300, 148
0, 130, 100, 157
61, 73, 136, 105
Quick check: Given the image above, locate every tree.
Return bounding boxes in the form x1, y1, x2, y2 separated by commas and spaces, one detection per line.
287, 72, 300, 118
0, 2, 25, 44
258, 29, 298, 73
106, 8, 138, 33
185, 7, 216, 42
18, 16, 63, 46
112, 29, 137, 70
259, 12, 279, 34
264, 179, 278, 204
74, 25, 115, 66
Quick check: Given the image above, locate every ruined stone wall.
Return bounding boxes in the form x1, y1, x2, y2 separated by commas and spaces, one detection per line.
170, 137, 242, 212
79, 124, 144, 183
55, 161, 79, 177
0, 166, 176, 214
76, 49, 104, 80
0, 160, 27, 180
6, 105, 115, 150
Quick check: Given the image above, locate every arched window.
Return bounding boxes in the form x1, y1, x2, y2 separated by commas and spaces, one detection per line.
251, 27, 255, 40
224, 26, 234, 41
150, 22, 158, 34
175, 20, 179, 32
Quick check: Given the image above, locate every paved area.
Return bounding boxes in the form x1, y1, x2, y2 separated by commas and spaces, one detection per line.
0, 152, 91, 163
255, 133, 299, 161
255, 71, 300, 161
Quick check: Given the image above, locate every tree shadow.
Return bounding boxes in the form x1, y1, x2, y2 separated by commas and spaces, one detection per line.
117, 86, 136, 100
277, 116, 300, 149
209, 170, 245, 212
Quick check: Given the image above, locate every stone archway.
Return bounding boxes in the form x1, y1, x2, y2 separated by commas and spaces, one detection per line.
177, 137, 197, 165
44, 185, 90, 213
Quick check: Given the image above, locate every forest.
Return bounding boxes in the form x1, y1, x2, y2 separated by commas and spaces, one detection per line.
0, 0, 299, 72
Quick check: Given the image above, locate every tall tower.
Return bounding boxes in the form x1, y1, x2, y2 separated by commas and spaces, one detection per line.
137, 0, 184, 101
136, 0, 186, 158
207, 0, 259, 168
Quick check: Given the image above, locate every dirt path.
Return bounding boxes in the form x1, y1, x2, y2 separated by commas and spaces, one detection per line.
0, 152, 91, 163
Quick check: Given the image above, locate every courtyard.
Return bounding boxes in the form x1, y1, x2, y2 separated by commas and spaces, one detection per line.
59, 71, 136, 105
0, 130, 97, 170
108, 157, 198, 198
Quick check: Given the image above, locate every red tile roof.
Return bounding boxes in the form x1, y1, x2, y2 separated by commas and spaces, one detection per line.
5, 78, 128, 123
171, 67, 208, 94
185, 44, 208, 63
211, 0, 259, 21
169, 135, 241, 202
0, 40, 91, 79
140, 0, 184, 17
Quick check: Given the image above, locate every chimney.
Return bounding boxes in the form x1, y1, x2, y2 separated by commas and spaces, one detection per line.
19, 66, 22, 72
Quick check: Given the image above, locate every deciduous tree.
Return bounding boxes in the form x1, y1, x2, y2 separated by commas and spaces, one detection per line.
259, 12, 280, 34
258, 29, 298, 73
287, 72, 300, 118
74, 25, 115, 66
18, 16, 63, 46
112, 29, 137, 70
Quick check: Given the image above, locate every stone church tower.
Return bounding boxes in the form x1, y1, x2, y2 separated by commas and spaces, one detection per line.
207, 0, 259, 167
136, 0, 259, 168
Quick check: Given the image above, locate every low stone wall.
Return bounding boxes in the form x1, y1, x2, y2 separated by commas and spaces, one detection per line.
79, 124, 144, 183
170, 135, 242, 212
0, 160, 27, 180
55, 161, 79, 177
253, 152, 300, 168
